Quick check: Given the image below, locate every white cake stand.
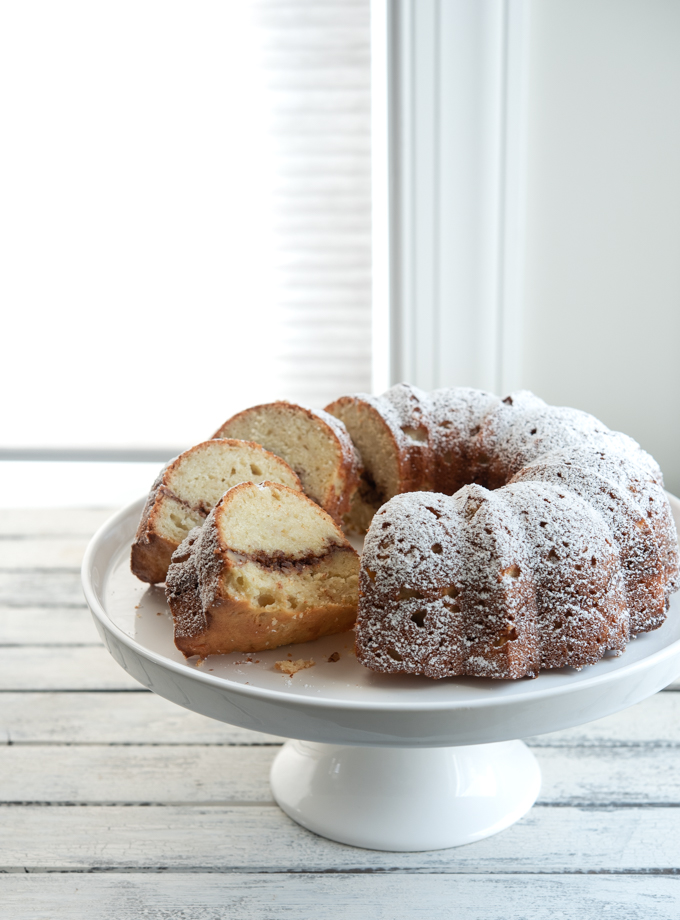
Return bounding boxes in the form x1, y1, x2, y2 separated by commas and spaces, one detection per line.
82, 496, 680, 852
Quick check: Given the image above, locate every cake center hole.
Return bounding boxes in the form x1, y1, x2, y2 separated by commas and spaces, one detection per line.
501, 564, 521, 579
398, 587, 424, 600
401, 426, 427, 443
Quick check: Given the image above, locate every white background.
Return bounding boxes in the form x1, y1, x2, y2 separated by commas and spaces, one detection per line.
1, 0, 373, 455
1, 1, 280, 451
522, 0, 680, 494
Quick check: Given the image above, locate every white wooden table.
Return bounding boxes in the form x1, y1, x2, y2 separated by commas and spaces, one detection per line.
2, 507, 680, 918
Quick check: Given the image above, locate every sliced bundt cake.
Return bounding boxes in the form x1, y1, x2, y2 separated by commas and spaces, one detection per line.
134, 383, 677, 676
212, 401, 361, 525
166, 481, 360, 657
354, 387, 679, 678
131, 439, 302, 584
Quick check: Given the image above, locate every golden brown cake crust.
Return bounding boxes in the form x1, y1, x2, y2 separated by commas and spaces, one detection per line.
131, 522, 182, 586
130, 469, 183, 585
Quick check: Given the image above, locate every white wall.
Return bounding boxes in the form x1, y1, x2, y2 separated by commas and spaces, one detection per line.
522, 0, 680, 492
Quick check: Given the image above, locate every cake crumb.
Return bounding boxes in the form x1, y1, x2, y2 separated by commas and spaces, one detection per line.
328, 652, 340, 663
275, 658, 315, 676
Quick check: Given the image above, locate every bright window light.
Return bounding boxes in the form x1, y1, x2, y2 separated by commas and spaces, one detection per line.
1, 1, 281, 451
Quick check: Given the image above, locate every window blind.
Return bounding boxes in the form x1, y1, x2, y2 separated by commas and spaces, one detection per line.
255, 0, 372, 408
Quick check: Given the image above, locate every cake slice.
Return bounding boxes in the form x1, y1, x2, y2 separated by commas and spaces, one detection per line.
131, 439, 302, 585
325, 383, 434, 532
211, 401, 361, 525
166, 481, 360, 657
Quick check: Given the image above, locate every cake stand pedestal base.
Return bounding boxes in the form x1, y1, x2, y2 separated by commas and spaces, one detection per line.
270, 739, 541, 851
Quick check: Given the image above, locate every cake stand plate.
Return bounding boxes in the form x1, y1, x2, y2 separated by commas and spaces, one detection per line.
82, 496, 680, 852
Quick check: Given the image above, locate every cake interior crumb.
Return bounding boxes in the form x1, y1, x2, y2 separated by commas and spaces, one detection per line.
275, 658, 315, 676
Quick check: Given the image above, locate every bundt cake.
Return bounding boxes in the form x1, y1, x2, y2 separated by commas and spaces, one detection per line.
354, 387, 679, 678
135, 383, 677, 677
166, 481, 360, 658
131, 439, 302, 584
211, 401, 361, 525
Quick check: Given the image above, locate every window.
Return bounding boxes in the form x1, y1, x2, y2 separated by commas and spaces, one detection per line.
1, 0, 372, 456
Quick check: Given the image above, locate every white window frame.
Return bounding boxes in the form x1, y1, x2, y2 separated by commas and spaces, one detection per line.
372, 0, 530, 395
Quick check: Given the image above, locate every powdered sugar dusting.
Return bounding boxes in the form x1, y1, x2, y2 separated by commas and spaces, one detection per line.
165, 501, 230, 643
355, 386, 679, 680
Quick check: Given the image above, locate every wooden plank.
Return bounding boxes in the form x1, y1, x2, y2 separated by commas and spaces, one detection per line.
529, 691, 680, 747
2, 744, 679, 806
0, 647, 142, 691
0, 537, 89, 569
0, 508, 118, 537
0, 608, 101, 645
0, 693, 282, 745
0, 571, 85, 607
2, 804, 680, 873
1, 874, 678, 920
0, 746, 274, 803
537, 746, 680, 805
